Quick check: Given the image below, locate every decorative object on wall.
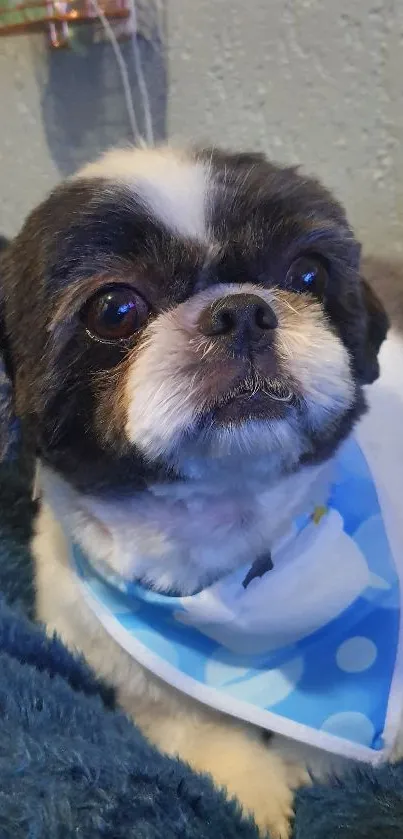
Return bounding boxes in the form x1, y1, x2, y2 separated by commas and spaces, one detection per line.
0, 0, 134, 48
0, 0, 158, 146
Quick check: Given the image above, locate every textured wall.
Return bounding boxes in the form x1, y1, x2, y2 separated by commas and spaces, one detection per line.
1, 0, 402, 257
0, 18, 166, 236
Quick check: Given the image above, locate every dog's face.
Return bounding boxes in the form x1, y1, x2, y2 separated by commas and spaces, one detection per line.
0, 147, 388, 495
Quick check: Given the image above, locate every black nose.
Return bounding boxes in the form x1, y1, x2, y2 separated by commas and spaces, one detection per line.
198, 294, 278, 345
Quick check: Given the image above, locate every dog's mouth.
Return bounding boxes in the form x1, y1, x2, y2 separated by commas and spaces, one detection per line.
234, 379, 294, 402
210, 377, 295, 424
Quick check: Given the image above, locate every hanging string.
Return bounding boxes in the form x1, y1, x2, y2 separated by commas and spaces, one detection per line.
127, 0, 154, 146
90, 0, 155, 147
154, 0, 164, 46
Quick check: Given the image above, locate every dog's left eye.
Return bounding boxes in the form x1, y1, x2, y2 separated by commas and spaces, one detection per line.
286, 256, 328, 298
81, 285, 149, 342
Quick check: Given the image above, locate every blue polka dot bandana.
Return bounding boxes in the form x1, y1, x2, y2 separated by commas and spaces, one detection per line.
72, 334, 403, 765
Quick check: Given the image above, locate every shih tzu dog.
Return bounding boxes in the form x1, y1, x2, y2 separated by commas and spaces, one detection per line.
0, 146, 389, 837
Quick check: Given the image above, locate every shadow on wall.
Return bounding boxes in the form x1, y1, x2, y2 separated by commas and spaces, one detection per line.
36, 24, 167, 178
362, 256, 403, 334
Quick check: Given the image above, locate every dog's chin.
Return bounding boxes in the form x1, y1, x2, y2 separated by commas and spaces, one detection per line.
170, 381, 300, 466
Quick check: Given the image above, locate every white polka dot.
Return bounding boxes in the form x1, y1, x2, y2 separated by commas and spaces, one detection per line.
262, 657, 304, 706
336, 637, 377, 673
321, 712, 374, 747
204, 655, 250, 688
205, 654, 304, 708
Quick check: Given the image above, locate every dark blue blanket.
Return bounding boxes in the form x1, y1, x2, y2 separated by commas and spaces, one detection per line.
1, 464, 403, 838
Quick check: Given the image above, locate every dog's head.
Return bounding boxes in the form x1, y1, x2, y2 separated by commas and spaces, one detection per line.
0, 146, 388, 494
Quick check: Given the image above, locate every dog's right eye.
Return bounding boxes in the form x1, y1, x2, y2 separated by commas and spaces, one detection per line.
80, 285, 149, 343
286, 255, 329, 299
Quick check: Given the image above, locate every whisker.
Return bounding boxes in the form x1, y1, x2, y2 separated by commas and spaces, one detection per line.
278, 296, 300, 316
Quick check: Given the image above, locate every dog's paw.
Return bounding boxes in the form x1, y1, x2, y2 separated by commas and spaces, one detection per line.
284, 760, 311, 791
217, 746, 296, 838
157, 714, 299, 838
238, 758, 294, 838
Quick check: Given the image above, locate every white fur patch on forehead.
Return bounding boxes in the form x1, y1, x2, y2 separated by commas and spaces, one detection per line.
77, 146, 209, 242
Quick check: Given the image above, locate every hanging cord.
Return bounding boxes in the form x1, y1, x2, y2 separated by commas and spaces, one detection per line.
90, 0, 155, 147
154, 0, 164, 46
127, 0, 154, 146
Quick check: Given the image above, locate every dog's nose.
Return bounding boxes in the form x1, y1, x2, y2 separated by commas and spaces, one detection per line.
198, 294, 278, 345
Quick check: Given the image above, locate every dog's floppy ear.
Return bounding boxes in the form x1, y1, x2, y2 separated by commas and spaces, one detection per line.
358, 276, 389, 385
0, 236, 20, 462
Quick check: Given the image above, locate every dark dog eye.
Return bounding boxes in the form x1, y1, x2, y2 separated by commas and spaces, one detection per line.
81, 285, 149, 342
286, 256, 328, 298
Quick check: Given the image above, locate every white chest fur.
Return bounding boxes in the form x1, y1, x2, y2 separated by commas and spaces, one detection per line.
38, 456, 332, 596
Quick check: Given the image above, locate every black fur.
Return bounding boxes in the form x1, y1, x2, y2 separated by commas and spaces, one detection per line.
0, 151, 388, 495
0, 235, 13, 383
359, 278, 390, 383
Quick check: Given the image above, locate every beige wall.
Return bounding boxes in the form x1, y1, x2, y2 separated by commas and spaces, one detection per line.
1, 0, 402, 257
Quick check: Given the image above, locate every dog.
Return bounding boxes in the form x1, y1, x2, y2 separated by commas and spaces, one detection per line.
0, 146, 389, 837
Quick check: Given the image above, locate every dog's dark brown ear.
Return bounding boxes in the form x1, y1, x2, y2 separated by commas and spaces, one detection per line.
359, 277, 389, 384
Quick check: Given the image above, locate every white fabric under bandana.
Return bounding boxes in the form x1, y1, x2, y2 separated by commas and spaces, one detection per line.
71, 332, 403, 766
